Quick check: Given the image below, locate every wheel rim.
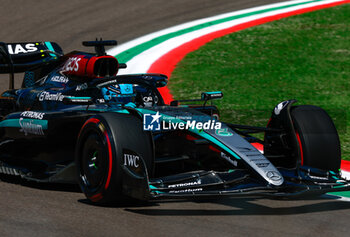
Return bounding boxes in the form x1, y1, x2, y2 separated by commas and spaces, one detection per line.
88, 151, 99, 173
80, 132, 109, 193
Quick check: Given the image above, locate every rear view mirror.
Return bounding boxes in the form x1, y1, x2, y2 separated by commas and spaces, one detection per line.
201, 91, 223, 101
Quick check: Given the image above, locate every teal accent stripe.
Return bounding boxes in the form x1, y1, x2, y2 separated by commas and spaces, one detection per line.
45, 42, 56, 57
333, 185, 347, 189
205, 91, 222, 94
149, 184, 165, 194
116, 0, 324, 62
0, 119, 22, 128
149, 185, 157, 190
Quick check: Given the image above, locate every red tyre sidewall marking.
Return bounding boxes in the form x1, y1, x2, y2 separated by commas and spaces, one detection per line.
79, 117, 100, 138
295, 132, 304, 166
103, 130, 113, 190
90, 193, 103, 202
148, 0, 350, 105
81, 117, 100, 128
78, 117, 113, 197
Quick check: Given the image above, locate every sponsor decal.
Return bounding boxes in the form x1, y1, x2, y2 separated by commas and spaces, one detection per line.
7, 43, 38, 54
123, 153, 140, 168
221, 152, 238, 166
143, 112, 161, 131
162, 120, 220, 130
20, 111, 45, 120
76, 83, 88, 91
142, 96, 156, 107
19, 118, 45, 136
215, 128, 233, 137
143, 112, 222, 131
38, 92, 64, 102
274, 101, 288, 115
168, 180, 201, 188
119, 84, 133, 94
50, 75, 69, 84
143, 96, 153, 103
169, 188, 203, 194
62, 57, 81, 72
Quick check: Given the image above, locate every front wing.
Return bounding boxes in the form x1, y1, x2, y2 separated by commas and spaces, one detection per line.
121, 157, 350, 200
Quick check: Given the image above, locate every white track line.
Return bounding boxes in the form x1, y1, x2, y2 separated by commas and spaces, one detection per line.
111, 0, 344, 75
107, 0, 312, 56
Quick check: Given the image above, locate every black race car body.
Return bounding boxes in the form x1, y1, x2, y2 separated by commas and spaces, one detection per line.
0, 40, 349, 203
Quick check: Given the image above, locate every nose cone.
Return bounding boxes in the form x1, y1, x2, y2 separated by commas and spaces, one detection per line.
266, 171, 284, 186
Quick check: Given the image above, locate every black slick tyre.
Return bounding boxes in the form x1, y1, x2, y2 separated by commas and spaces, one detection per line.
291, 105, 341, 172
75, 113, 154, 204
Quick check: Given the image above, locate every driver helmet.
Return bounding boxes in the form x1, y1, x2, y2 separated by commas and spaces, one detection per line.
101, 84, 135, 104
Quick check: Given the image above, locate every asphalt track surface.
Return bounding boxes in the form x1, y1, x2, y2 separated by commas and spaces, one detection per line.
1, 1, 350, 236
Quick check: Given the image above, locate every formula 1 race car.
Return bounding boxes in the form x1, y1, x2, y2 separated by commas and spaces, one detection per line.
0, 40, 349, 204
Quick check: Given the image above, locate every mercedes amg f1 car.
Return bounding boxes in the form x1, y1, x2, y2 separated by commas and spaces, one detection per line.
0, 40, 349, 204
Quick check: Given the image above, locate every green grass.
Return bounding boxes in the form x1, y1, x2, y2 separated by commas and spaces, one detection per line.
170, 4, 350, 159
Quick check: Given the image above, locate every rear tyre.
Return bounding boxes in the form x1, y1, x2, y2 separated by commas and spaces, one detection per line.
75, 113, 154, 204
291, 105, 341, 172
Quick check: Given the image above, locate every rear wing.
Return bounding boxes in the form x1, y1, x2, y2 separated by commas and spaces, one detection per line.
0, 42, 63, 73
0, 42, 63, 89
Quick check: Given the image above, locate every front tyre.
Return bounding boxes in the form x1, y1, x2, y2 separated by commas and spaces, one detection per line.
75, 113, 154, 204
291, 105, 341, 172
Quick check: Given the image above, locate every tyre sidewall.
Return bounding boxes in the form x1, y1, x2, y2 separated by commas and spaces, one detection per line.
75, 113, 154, 204
291, 105, 341, 171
